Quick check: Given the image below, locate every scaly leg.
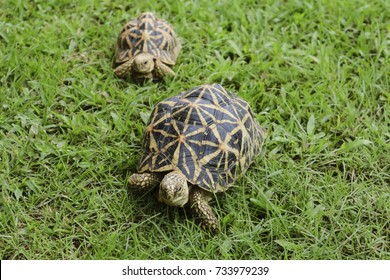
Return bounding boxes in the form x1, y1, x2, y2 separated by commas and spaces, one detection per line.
128, 172, 162, 193
114, 58, 134, 79
154, 59, 176, 79
189, 187, 218, 234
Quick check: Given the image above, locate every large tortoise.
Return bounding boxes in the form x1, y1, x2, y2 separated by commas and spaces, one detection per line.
128, 84, 266, 233
114, 12, 181, 81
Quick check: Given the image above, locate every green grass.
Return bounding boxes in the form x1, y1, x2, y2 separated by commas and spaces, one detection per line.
0, 0, 389, 260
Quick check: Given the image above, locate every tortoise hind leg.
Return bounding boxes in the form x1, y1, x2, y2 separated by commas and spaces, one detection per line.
128, 172, 162, 193
189, 187, 218, 234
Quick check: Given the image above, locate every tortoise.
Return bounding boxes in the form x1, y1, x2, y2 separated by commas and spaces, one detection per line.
114, 12, 181, 81
128, 84, 266, 233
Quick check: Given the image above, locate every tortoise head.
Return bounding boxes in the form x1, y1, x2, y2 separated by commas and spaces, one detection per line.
133, 53, 155, 74
159, 171, 189, 207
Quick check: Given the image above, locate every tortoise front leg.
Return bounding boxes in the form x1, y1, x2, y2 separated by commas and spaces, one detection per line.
189, 187, 218, 234
128, 172, 162, 193
114, 58, 134, 78
154, 59, 176, 79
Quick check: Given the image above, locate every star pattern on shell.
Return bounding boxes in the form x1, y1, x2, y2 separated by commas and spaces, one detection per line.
137, 84, 266, 192
115, 12, 180, 67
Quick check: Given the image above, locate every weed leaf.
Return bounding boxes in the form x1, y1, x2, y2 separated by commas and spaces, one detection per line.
307, 114, 315, 136
339, 139, 372, 152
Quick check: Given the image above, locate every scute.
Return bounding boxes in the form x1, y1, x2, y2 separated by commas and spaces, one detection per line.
138, 84, 266, 192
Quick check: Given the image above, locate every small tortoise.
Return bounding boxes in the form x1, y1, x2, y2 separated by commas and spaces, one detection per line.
128, 84, 266, 233
114, 12, 181, 81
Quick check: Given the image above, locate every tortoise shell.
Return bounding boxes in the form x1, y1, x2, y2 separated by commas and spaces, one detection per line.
137, 84, 266, 193
115, 12, 180, 67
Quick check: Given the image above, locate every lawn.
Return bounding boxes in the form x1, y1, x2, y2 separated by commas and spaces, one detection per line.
0, 0, 389, 260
